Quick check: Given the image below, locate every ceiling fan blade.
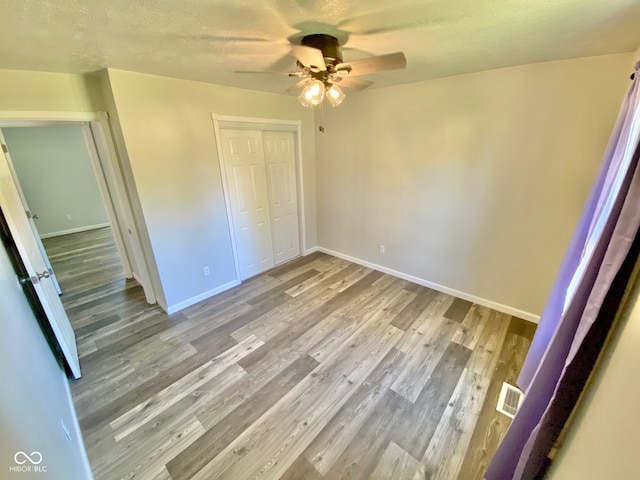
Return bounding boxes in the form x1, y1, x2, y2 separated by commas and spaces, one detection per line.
286, 78, 311, 92
336, 52, 406, 76
235, 70, 305, 76
334, 76, 374, 91
291, 45, 327, 71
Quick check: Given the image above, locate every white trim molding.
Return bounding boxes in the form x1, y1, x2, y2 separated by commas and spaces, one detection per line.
0, 111, 108, 124
316, 247, 541, 324
166, 279, 239, 314
39, 223, 110, 239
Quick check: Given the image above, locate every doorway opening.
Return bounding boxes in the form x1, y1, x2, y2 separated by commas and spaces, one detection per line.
0, 111, 156, 378
1, 125, 124, 294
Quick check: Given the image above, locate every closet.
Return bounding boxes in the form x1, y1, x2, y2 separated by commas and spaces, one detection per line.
219, 128, 300, 280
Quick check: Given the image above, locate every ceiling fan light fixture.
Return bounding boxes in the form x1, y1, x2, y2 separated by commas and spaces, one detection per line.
298, 79, 325, 107
326, 84, 345, 107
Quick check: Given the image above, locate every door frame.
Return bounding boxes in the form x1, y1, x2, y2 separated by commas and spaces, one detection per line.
211, 114, 306, 283
0, 110, 156, 304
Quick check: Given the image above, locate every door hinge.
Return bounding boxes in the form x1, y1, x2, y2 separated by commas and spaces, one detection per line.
1, 144, 7, 154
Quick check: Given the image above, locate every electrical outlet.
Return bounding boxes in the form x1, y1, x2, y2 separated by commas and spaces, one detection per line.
379, 244, 386, 254
65, 214, 72, 220
203, 266, 210, 276
60, 419, 72, 441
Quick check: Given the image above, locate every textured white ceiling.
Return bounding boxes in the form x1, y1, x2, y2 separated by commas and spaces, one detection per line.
1, 0, 639, 94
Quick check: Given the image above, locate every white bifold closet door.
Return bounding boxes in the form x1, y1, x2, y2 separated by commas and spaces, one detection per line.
220, 129, 300, 281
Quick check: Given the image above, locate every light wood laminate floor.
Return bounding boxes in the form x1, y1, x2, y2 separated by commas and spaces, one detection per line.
44, 228, 536, 480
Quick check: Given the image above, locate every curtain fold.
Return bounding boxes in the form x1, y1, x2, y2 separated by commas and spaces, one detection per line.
485, 60, 640, 480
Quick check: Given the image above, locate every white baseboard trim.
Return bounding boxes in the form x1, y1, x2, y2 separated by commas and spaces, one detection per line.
316, 247, 540, 324
304, 246, 320, 255
39, 223, 110, 239
165, 279, 240, 314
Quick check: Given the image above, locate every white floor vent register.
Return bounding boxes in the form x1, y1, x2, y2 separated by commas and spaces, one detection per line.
497, 382, 524, 418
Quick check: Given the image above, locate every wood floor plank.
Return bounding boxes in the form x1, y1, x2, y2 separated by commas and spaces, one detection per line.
418, 368, 491, 480
371, 441, 420, 480
78, 343, 235, 431
73, 314, 121, 338
329, 266, 374, 292
149, 466, 173, 480
284, 261, 356, 297
180, 274, 280, 319
444, 298, 473, 322
279, 455, 324, 480
79, 317, 177, 369
508, 315, 538, 338
390, 342, 472, 460
395, 292, 454, 354
167, 355, 319, 480
451, 304, 492, 350
390, 316, 458, 403
324, 389, 410, 480
465, 310, 512, 378
307, 281, 414, 365
109, 335, 263, 441
390, 288, 437, 331
229, 269, 351, 344
264, 251, 325, 278
236, 269, 385, 372
94, 311, 185, 349
303, 347, 406, 475
93, 414, 205, 480
194, 346, 303, 430
90, 364, 246, 476
188, 292, 288, 354
246, 269, 320, 305
190, 323, 403, 479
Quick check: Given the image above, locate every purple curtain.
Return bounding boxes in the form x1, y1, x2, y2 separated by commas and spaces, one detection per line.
485, 61, 640, 480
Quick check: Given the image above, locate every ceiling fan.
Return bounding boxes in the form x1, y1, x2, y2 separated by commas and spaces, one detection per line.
237, 33, 407, 108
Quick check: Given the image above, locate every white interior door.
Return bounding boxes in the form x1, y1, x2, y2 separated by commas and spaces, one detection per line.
263, 131, 300, 265
220, 129, 275, 280
0, 144, 80, 378
0, 130, 62, 294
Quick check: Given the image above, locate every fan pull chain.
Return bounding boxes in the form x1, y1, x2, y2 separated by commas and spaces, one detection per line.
319, 100, 325, 133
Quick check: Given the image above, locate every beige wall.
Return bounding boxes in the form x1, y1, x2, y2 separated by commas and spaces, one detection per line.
548, 267, 640, 479
316, 53, 633, 318
4, 126, 109, 236
106, 69, 317, 310
0, 69, 95, 112
0, 240, 91, 478
95, 69, 167, 308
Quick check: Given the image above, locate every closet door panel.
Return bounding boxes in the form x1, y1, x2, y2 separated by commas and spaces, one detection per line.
220, 129, 274, 280
263, 131, 300, 265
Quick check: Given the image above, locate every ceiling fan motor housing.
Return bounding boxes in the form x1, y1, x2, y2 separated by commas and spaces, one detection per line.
301, 34, 343, 67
